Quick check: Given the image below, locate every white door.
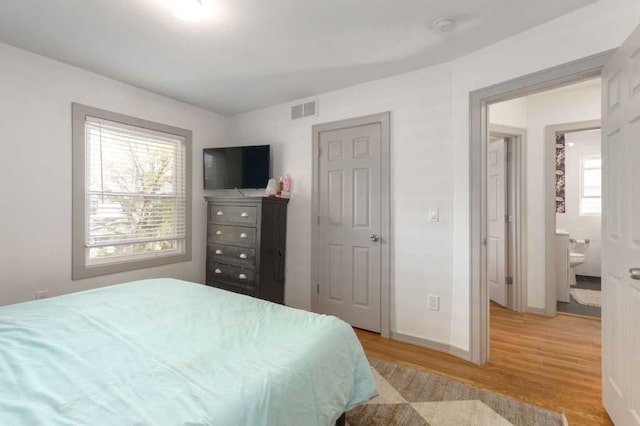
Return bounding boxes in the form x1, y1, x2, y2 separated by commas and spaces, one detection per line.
488, 138, 508, 307
601, 23, 640, 425
318, 123, 382, 332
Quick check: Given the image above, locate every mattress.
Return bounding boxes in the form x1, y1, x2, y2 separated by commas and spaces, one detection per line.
0, 278, 376, 425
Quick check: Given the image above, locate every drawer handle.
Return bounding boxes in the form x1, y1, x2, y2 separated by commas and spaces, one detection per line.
215, 249, 223, 255
214, 268, 222, 274
240, 232, 248, 238
238, 273, 247, 280
239, 253, 247, 259
216, 230, 223, 235
241, 212, 249, 217
216, 210, 224, 216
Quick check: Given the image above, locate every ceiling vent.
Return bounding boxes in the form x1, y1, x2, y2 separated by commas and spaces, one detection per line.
291, 99, 318, 120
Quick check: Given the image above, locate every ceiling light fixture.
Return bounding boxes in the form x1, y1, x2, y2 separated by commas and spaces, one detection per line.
432, 17, 456, 34
171, 0, 204, 22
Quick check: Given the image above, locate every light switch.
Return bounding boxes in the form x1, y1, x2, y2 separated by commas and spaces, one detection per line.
428, 208, 439, 222
428, 295, 440, 311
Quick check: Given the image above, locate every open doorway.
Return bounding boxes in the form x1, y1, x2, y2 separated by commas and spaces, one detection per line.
470, 24, 640, 424
478, 76, 606, 420
548, 123, 602, 318
487, 79, 602, 319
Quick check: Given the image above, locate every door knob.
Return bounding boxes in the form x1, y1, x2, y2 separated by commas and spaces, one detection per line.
630, 268, 640, 281
370, 234, 379, 242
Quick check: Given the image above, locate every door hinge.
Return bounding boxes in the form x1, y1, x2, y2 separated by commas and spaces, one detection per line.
317, 215, 320, 225
506, 276, 514, 285
318, 147, 321, 158
506, 215, 513, 223
316, 283, 320, 294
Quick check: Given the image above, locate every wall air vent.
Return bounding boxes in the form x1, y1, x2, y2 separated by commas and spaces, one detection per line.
291, 99, 318, 120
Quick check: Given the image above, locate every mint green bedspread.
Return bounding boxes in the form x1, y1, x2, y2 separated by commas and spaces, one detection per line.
0, 279, 376, 425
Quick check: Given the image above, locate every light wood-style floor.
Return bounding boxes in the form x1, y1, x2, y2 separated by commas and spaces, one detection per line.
356, 303, 610, 425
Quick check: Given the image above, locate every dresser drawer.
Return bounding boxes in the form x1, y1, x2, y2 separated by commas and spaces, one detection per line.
208, 243, 256, 267
208, 262, 255, 287
209, 205, 258, 225
208, 225, 257, 246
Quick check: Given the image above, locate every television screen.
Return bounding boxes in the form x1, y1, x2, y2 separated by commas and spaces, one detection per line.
203, 145, 271, 190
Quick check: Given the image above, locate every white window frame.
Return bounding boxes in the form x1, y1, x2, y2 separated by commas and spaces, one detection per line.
579, 155, 601, 216
72, 103, 192, 279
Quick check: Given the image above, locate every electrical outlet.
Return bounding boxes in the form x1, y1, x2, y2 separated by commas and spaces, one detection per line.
428, 295, 440, 311
35, 290, 49, 300
428, 208, 439, 222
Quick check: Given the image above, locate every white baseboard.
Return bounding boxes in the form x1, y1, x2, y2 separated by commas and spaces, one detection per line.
526, 306, 547, 316
390, 331, 472, 362
449, 344, 472, 361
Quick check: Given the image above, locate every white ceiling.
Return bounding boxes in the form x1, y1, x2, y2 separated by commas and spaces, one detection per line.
0, 0, 598, 116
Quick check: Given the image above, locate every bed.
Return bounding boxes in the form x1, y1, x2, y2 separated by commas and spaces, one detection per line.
0, 278, 376, 425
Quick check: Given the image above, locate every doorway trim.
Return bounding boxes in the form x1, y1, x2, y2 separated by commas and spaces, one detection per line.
310, 112, 392, 338
469, 50, 614, 365
544, 119, 602, 317
489, 125, 528, 313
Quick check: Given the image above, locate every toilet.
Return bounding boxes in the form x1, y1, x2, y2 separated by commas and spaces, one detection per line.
569, 252, 586, 286
556, 230, 589, 300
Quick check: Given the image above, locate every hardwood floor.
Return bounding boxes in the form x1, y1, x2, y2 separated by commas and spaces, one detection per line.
356, 303, 611, 425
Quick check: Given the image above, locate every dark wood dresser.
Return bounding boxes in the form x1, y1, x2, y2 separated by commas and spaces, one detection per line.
205, 196, 288, 304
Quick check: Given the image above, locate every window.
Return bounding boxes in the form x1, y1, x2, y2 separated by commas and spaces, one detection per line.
580, 156, 601, 215
72, 104, 192, 279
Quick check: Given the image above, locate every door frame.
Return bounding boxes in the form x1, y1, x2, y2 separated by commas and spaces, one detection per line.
544, 119, 602, 317
310, 112, 392, 338
469, 50, 614, 365
488, 125, 528, 313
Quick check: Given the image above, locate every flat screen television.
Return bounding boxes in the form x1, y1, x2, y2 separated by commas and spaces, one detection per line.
203, 145, 271, 190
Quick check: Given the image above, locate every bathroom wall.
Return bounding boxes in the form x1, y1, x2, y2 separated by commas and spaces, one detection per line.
489, 78, 602, 310
556, 129, 602, 277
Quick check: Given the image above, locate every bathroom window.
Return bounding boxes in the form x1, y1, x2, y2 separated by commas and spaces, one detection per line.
580, 156, 601, 215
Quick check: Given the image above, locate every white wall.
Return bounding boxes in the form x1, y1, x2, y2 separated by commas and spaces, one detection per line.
1, 0, 638, 357
229, 0, 640, 354
490, 97, 528, 129
557, 129, 602, 277
449, 0, 640, 349
230, 64, 455, 345
0, 42, 229, 306
489, 80, 602, 309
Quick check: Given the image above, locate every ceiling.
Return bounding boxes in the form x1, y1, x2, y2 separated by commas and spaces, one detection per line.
0, 0, 598, 116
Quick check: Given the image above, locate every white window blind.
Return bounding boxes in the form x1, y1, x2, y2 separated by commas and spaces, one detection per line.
85, 116, 187, 264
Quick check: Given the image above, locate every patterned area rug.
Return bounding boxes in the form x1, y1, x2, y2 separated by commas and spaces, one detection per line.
346, 358, 568, 426
570, 288, 601, 307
